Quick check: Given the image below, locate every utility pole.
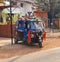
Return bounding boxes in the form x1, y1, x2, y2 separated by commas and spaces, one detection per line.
10, 0, 13, 45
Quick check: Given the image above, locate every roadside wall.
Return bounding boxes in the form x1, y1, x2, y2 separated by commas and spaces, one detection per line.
0, 23, 15, 38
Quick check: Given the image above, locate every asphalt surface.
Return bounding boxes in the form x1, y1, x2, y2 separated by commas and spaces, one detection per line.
0, 47, 60, 62
11, 47, 60, 62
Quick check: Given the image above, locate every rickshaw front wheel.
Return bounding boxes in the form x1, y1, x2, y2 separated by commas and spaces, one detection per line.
14, 37, 18, 44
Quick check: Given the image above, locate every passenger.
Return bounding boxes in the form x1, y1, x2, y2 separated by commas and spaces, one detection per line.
23, 17, 28, 44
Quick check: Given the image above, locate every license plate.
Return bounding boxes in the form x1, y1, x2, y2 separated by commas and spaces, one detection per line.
39, 36, 41, 39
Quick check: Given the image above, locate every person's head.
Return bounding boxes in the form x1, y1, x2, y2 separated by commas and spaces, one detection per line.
24, 17, 28, 21
18, 17, 22, 20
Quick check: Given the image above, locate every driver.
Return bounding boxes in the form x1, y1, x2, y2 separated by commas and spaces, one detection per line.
38, 22, 44, 32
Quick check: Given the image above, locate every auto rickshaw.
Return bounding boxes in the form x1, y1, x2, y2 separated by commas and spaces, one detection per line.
14, 18, 45, 48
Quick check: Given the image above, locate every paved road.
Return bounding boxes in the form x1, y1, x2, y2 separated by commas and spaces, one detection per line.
0, 47, 60, 62
11, 47, 60, 62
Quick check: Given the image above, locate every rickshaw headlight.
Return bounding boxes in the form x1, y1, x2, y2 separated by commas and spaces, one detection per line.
31, 33, 34, 38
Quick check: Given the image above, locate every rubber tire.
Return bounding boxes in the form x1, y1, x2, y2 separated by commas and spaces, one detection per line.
39, 42, 42, 48
14, 37, 18, 44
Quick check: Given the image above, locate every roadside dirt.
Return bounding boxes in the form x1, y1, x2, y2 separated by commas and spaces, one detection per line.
0, 38, 60, 59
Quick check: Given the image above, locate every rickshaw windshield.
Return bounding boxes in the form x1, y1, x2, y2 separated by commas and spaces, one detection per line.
30, 21, 43, 29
